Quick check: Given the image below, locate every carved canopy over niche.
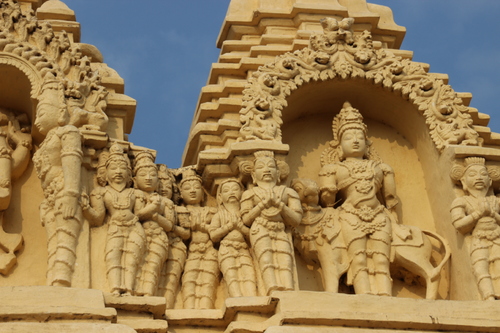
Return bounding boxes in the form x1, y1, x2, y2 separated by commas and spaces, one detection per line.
0, 0, 108, 132
239, 17, 481, 153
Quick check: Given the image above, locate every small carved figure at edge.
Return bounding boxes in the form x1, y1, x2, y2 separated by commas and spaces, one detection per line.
451, 157, 500, 300
291, 178, 347, 292
177, 169, 218, 309
81, 143, 146, 296
210, 178, 257, 297
0, 108, 31, 275
241, 151, 302, 295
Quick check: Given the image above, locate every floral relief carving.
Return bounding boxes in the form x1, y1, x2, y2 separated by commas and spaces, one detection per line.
239, 17, 481, 152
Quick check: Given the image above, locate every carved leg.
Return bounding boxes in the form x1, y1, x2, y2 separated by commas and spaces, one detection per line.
123, 223, 146, 295
219, 245, 242, 297
182, 252, 200, 309
489, 245, 500, 297
471, 247, 495, 300
276, 234, 294, 291
239, 249, 257, 297
138, 230, 168, 296
51, 213, 81, 287
106, 228, 126, 295
251, 232, 278, 295
43, 207, 57, 286
369, 233, 392, 296
348, 237, 371, 295
317, 244, 340, 292
162, 238, 187, 308
198, 248, 219, 309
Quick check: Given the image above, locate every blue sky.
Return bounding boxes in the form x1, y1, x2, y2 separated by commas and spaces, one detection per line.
63, 1, 500, 168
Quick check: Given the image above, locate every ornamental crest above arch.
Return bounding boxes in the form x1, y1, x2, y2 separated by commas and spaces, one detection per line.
239, 17, 481, 153
0, 0, 108, 131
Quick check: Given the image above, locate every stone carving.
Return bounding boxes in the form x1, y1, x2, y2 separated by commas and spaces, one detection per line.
0, 108, 31, 274
240, 151, 302, 295
81, 143, 146, 295
157, 165, 189, 307
239, 17, 481, 152
133, 152, 174, 297
33, 76, 84, 287
319, 102, 450, 298
210, 178, 257, 297
451, 157, 500, 300
290, 178, 347, 292
177, 169, 218, 309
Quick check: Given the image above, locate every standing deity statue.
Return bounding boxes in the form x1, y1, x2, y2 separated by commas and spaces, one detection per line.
291, 178, 347, 292
177, 169, 218, 309
0, 109, 31, 275
81, 143, 146, 295
319, 102, 399, 296
210, 178, 257, 298
133, 152, 174, 297
451, 157, 500, 300
33, 74, 84, 287
240, 151, 302, 295
156, 165, 189, 307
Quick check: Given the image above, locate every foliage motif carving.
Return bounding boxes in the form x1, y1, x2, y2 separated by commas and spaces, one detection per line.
0, 0, 108, 131
240, 17, 481, 152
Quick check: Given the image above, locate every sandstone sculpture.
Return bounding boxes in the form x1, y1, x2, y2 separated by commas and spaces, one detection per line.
240, 151, 302, 295
178, 169, 218, 309
82, 143, 146, 295
291, 178, 347, 292
451, 157, 500, 300
210, 178, 257, 297
157, 165, 189, 307
34, 74, 84, 287
133, 152, 174, 297
0, 108, 31, 274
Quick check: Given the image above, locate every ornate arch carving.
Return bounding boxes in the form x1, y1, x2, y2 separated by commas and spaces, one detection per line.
0, 0, 108, 130
239, 17, 481, 153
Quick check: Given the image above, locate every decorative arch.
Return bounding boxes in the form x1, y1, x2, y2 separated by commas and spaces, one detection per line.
0, 0, 108, 131
239, 17, 480, 153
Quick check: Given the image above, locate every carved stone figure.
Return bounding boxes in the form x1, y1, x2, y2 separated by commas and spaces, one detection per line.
319, 102, 398, 296
178, 169, 218, 309
0, 108, 31, 274
156, 165, 189, 307
241, 151, 302, 295
290, 178, 347, 292
81, 143, 146, 295
451, 157, 500, 300
33, 75, 84, 287
133, 153, 174, 297
210, 178, 257, 297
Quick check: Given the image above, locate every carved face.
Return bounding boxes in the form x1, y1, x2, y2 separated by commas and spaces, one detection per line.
220, 181, 242, 206
253, 156, 279, 184
462, 165, 491, 192
180, 179, 203, 205
340, 128, 366, 158
34, 102, 60, 135
106, 161, 130, 186
159, 177, 173, 199
135, 166, 158, 192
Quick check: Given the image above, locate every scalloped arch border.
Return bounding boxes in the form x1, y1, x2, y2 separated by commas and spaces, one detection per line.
0, 52, 42, 99
239, 21, 481, 153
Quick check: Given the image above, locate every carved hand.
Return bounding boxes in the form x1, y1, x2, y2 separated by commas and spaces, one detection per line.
61, 195, 78, 219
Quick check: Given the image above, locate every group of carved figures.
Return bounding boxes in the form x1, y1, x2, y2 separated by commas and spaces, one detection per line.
26, 88, 500, 307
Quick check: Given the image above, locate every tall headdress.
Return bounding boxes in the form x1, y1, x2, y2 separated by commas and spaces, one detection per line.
133, 151, 156, 174
332, 101, 367, 144
105, 142, 131, 169
179, 168, 202, 188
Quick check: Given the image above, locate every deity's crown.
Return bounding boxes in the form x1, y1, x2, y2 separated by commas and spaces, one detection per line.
106, 142, 130, 168
180, 168, 202, 187
133, 151, 156, 173
158, 164, 172, 179
464, 157, 486, 171
332, 101, 367, 143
